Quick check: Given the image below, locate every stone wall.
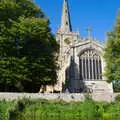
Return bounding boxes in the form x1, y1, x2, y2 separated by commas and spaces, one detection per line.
0, 93, 119, 102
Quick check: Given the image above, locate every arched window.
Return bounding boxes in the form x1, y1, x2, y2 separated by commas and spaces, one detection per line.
79, 49, 102, 81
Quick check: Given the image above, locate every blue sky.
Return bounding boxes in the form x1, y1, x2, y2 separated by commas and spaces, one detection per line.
35, 0, 120, 42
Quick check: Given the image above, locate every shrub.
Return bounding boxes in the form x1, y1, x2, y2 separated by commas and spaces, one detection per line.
115, 94, 120, 102
84, 93, 92, 101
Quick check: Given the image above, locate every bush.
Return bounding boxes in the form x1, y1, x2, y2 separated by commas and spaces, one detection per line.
113, 81, 120, 92
115, 94, 120, 102
84, 93, 92, 101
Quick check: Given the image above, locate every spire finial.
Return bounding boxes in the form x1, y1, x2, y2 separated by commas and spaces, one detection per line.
76, 28, 80, 35
60, 0, 72, 33
86, 27, 92, 40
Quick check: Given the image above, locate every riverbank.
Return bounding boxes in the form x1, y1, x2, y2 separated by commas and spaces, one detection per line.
0, 98, 120, 120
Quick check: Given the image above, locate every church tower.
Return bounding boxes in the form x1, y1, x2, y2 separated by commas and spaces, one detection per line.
56, 0, 78, 57
60, 0, 72, 33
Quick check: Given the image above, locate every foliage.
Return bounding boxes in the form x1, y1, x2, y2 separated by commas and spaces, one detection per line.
113, 80, 120, 92
0, 100, 14, 120
84, 93, 92, 101
104, 10, 120, 83
0, 0, 57, 92
0, 99, 120, 120
115, 94, 120, 102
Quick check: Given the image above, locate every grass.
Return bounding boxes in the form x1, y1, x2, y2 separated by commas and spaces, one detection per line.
0, 98, 120, 120
0, 100, 14, 120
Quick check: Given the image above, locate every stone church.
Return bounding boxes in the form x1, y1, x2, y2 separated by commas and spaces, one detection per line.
43, 0, 113, 93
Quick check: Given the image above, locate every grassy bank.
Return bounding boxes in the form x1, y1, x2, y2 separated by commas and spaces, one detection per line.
0, 98, 120, 120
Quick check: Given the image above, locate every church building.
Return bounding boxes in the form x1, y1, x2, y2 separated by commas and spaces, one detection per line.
44, 0, 113, 93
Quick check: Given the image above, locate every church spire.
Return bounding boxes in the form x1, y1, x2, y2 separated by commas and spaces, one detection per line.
60, 0, 72, 33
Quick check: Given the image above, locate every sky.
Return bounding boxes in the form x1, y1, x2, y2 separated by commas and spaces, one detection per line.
34, 0, 120, 42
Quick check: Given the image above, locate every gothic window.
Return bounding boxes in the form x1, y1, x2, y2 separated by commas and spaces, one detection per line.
79, 49, 102, 81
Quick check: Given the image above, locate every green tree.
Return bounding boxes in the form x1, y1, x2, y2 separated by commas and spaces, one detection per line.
104, 10, 120, 84
0, 0, 57, 92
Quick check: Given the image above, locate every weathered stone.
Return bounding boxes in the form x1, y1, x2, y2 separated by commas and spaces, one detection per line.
0, 93, 119, 102
50, 0, 113, 93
